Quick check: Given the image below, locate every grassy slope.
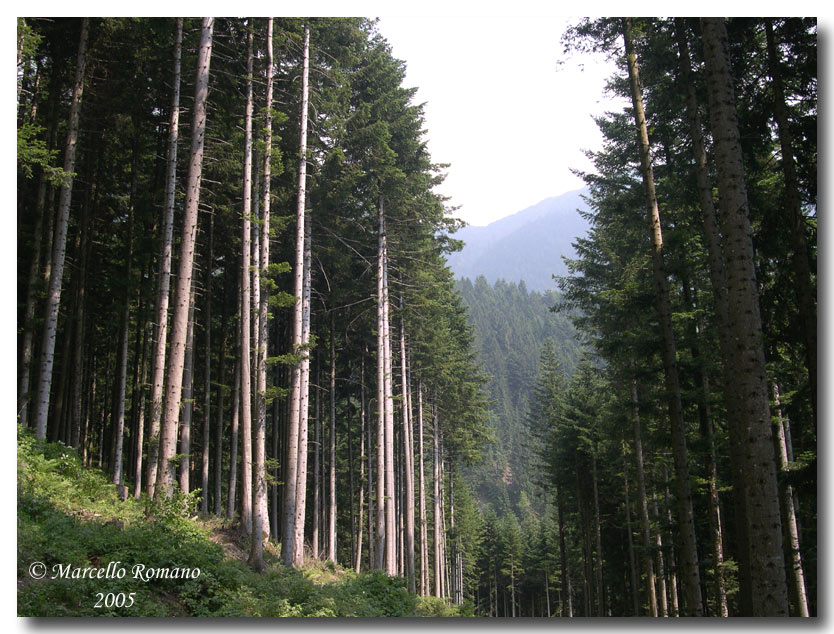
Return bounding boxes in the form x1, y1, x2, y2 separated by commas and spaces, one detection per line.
17, 426, 461, 617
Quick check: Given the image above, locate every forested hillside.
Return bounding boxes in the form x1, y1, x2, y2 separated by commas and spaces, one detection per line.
17, 16, 816, 619
455, 276, 580, 511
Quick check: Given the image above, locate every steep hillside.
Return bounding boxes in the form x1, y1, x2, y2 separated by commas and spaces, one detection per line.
456, 277, 581, 513
447, 188, 590, 291
17, 426, 463, 617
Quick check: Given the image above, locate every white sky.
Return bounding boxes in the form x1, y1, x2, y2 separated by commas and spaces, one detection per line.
376, 15, 628, 226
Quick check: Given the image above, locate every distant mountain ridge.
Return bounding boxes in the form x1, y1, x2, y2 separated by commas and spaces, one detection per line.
446, 188, 590, 292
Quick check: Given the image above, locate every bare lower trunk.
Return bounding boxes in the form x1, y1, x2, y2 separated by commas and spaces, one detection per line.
201, 214, 213, 514
156, 18, 213, 497
622, 443, 640, 615
433, 404, 442, 598
327, 313, 337, 563
355, 351, 366, 572
381, 209, 395, 576
238, 27, 254, 535
312, 363, 321, 560
146, 19, 182, 498
178, 287, 195, 493
33, 18, 88, 439
400, 316, 415, 592
282, 26, 310, 568
771, 383, 809, 616
113, 148, 137, 488
417, 379, 429, 595
228, 313, 241, 519
631, 379, 658, 616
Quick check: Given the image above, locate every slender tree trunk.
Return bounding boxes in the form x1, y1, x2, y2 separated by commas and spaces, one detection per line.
629, 379, 658, 616
327, 312, 337, 563
113, 164, 137, 487
178, 285, 196, 493
380, 200, 396, 576
417, 379, 429, 595
202, 213, 213, 514
228, 280, 241, 519
312, 360, 321, 560
282, 25, 310, 568
354, 351, 366, 572
348, 369, 357, 568
701, 17, 789, 616
651, 474, 668, 618
400, 314, 416, 592
156, 17, 213, 497
146, 18, 182, 499
132, 323, 150, 500
662, 465, 680, 617
433, 404, 442, 597
248, 15, 273, 571
622, 18, 702, 615
214, 266, 227, 516
33, 18, 88, 439
622, 443, 640, 616
591, 452, 604, 616
771, 382, 809, 616
238, 25, 254, 534
70, 190, 92, 451
556, 486, 572, 616
292, 209, 313, 565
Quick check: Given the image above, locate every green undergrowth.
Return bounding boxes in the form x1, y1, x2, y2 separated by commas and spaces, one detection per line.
17, 425, 468, 617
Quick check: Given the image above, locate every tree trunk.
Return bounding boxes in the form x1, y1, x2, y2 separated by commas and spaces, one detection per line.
146, 18, 182, 499
201, 213, 213, 514
238, 25, 254, 535
113, 165, 136, 487
417, 378, 429, 595
227, 282, 241, 519
327, 312, 338, 563
248, 15, 273, 571
214, 277, 227, 515
701, 17, 789, 616
381, 201, 396, 576
33, 18, 88, 439
156, 17, 213, 497
622, 442, 640, 616
631, 379, 658, 617
312, 359, 321, 560
622, 18, 702, 615
354, 350, 366, 572
673, 18, 750, 612
177, 284, 196, 493
591, 452, 604, 616
771, 382, 809, 616
400, 314, 416, 592
282, 25, 310, 568
433, 404, 442, 598
556, 485, 572, 616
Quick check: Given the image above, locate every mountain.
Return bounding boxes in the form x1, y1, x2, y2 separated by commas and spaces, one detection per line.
446, 188, 590, 291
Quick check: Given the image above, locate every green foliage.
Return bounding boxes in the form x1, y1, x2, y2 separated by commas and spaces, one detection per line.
17, 427, 435, 617
17, 122, 68, 186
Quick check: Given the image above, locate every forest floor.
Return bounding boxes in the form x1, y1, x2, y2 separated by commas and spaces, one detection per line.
16, 426, 460, 617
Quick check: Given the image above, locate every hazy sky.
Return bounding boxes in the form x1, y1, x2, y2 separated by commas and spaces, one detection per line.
376, 15, 628, 226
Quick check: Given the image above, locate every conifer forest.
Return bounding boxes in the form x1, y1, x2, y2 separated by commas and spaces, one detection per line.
17, 17, 816, 617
